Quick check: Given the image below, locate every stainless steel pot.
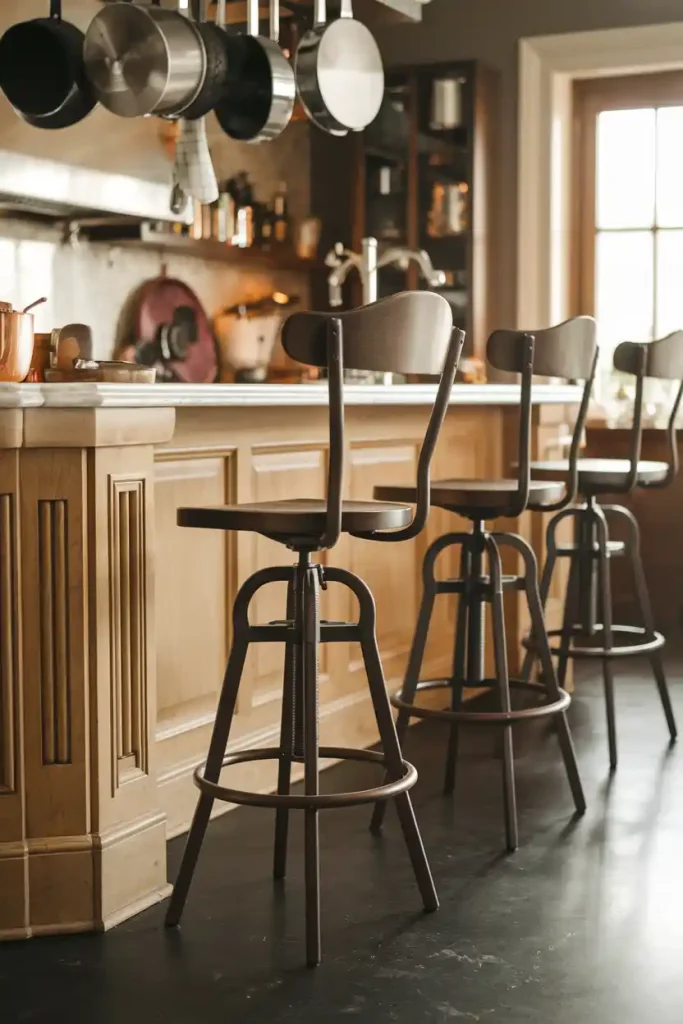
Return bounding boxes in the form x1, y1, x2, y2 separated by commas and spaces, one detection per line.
216, 0, 295, 143
296, 0, 384, 135
83, 0, 206, 119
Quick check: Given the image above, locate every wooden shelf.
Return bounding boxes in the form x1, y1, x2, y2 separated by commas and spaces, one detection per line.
86, 224, 323, 274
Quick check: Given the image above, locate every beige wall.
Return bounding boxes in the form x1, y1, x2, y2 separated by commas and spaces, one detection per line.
379, 0, 683, 328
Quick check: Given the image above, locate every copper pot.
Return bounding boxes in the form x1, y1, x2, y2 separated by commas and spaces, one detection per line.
0, 303, 35, 383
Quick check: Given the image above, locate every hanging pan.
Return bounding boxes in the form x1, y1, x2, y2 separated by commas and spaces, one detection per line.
295, 0, 384, 135
84, 0, 205, 119
0, 0, 97, 130
215, 0, 295, 143
180, 0, 231, 121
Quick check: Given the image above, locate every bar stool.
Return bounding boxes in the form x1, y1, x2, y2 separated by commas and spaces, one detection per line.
371, 318, 598, 851
523, 334, 683, 770
164, 292, 464, 967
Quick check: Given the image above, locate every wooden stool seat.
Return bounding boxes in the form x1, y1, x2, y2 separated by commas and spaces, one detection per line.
531, 457, 668, 492
376, 478, 565, 513
178, 498, 413, 537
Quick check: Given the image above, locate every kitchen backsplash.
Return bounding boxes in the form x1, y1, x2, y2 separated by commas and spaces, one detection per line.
0, 122, 313, 361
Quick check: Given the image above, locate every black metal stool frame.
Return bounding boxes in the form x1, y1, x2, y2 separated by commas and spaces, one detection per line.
523, 335, 683, 770
165, 293, 464, 966
371, 317, 599, 851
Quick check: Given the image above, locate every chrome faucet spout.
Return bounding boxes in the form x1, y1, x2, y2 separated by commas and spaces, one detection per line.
326, 237, 446, 309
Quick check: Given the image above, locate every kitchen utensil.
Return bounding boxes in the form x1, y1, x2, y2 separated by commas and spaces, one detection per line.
215, 0, 295, 143
295, 0, 384, 135
172, 117, 219, 206
116, 276, 217, 384
23, 297, 48, 315
0, 0, 97, 130
214, 306, 283, 383
181, 0, 231, 121
430, 77, 465, 131
83, 0, 205, 119
45, 362, 157, 384
26, 333, 55, 383
52, 323, 94, 368
0, 302, 35, 383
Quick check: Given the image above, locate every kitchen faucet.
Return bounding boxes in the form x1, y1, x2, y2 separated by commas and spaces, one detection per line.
326, 236, 447, 308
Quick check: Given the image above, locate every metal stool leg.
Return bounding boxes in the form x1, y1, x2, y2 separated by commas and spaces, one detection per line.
613, 505, 677, 742
165, 619, 251, 927
273, 572, 298, 881
370, 568, 437, 834
370, 532, 468, 833
498, 532, 586, 815
485, 536, 518, 852
593, 505, 618, 771
302, 564, 322, 967
443, 541, 471, 795
341, 570, 439, 913
557, 539, 581, 692
520, 508, 569, 683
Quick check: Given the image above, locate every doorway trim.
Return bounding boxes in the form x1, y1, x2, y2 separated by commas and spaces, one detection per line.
517, 22, 683, 329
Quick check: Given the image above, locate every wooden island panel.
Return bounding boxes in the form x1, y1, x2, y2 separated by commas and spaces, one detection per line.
0, 392, 576, 940
152, 404, 513, 837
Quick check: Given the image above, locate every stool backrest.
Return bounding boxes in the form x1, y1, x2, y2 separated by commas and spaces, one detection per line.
282, 292, 464, 548
613, 332, 683, 491
486, 317, 598, 515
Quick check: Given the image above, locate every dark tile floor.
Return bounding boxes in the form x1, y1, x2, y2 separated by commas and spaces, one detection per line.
3, 659, 683, 1023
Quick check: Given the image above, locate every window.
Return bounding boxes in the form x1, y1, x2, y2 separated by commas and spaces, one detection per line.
573, 73, 683, 392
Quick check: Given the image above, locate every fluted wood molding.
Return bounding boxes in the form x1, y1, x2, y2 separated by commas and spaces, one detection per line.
0, 494, 17, 794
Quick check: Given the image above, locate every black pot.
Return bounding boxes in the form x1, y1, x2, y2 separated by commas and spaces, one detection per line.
0, 0, 96, 130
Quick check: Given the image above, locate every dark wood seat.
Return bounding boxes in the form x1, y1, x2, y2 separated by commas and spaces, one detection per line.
530, 457, 668, 492
375, 479, 565, 513
178, 498, 413, 537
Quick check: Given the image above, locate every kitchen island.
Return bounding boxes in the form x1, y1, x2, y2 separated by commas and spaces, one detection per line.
0, 381, 579, 940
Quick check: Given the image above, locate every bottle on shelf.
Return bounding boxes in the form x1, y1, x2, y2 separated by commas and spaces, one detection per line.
258, 203, 275, 249
272, 181, 289, 244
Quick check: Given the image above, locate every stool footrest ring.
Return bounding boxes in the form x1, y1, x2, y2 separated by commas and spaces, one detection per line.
524, 624, 665, 660
194, 746, 417, 809
391, 678, 570, 724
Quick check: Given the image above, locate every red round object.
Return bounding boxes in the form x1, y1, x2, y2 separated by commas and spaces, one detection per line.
131, 276, 218, 384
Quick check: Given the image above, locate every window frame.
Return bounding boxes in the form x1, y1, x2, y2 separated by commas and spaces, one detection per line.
572, 70, 683, 332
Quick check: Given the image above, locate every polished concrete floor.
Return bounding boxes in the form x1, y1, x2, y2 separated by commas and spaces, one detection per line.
3, 659, 683, 1023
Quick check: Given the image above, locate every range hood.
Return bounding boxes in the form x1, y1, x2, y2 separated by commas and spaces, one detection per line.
0, 148, 186, 221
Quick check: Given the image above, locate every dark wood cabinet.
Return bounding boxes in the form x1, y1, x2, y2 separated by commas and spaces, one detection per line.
310, 61, 498, 359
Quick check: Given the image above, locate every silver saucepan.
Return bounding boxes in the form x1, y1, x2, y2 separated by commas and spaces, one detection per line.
83, 0, 206, 119
215, 0, 294, 143
296, 0, 384, 135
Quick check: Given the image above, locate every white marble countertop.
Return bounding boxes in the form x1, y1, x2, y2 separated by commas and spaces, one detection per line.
0, 382, 582, 410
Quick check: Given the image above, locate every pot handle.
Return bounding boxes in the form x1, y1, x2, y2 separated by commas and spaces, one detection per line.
313, 0, 326, 29
270, 0, 281, 44
49, 0, 61, 20
216, 0, 226, 29
247, 0, 259, 37
340, 0, 353, 17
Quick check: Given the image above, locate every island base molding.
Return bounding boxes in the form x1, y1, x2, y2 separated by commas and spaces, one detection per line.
0, 409, 174, 940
